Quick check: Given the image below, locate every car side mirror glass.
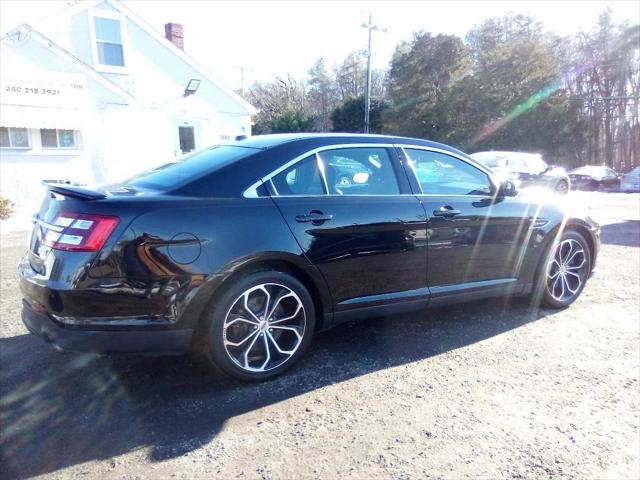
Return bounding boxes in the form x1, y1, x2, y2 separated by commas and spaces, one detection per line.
496, 179, 518, 197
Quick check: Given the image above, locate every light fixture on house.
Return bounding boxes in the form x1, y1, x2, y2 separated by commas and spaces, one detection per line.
184, 79, 201, 97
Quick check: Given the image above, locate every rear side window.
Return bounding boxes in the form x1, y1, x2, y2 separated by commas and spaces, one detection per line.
507, 158, 526, 169
271, 154, 325, 196
319, 147, 399, 195
405, 149, 492, 196
526, 157, 547, 172
482, 157, 507, 168
125, 146, 256, 190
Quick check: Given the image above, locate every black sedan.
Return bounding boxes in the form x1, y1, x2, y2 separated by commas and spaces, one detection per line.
19, 134, 600, 381
471, 151, 571, 194
569, 165, 621, 191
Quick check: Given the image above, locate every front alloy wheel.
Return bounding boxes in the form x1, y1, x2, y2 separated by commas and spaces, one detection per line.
541, 231, 591, 308
203, 271, 315, 381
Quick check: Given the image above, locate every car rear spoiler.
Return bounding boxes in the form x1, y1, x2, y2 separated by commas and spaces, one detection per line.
41, 180, 107, 200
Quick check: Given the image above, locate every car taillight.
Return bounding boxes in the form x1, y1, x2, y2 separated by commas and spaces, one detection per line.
43, 213, 119, 252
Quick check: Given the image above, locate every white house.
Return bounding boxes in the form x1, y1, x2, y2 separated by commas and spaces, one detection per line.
0, 0, 256, 229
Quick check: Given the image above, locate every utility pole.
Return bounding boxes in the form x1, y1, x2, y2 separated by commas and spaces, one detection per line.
234, 65, 254, 97
361, 14, 384, 134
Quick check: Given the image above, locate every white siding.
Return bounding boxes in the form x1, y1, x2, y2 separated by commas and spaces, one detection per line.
1, 1, 254, 232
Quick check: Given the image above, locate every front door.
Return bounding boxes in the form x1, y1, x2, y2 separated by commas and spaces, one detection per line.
270, 146, 428, 310
178, 125, 196, 154
401, 147, 534, 295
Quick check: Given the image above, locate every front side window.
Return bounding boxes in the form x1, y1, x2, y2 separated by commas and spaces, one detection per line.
405, 149, 492, 196
272, 154, 325, 196
94, 16, 125, 67
40, 129, 77, 149
319, 147, 400, 195
0, 127, 30, 148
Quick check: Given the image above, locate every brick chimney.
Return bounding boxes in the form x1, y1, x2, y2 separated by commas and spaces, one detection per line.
164, 23, 184, 50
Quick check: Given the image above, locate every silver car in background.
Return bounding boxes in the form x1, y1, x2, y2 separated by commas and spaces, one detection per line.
471, 151, 570, 194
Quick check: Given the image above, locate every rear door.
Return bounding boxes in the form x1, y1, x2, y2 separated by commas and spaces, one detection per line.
400, 146, 535, 297
268, 144, 428, 311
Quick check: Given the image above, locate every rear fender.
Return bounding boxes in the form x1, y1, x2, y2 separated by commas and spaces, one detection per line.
86, 198, 332, 329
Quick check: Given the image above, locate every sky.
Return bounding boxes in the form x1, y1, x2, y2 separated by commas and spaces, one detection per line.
1, 0, 638, 90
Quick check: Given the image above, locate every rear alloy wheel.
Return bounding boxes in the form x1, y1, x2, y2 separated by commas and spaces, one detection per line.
204, 271, 315, 381
555, 180, 569, 195
541, 231, 591, 308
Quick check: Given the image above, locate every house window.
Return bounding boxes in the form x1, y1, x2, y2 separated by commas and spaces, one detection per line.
40, 129, 78, 149
0, 127, 30, 148
94, 16, 124, 67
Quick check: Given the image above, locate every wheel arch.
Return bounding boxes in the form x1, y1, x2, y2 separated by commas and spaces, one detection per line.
544, 219, 595, 254
564, 220, 596, 261
192, 252, 332, 345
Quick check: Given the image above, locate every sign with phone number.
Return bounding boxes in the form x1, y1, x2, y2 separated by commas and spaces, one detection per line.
5, 85, 63, 96
0, 75, 87, 108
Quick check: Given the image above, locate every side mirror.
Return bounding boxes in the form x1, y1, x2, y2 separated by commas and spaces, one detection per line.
496, 179, 518, 197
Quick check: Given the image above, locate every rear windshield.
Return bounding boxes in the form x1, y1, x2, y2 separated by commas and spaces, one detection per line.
124, 145, 257, 191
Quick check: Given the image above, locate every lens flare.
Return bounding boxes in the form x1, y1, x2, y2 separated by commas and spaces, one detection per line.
472, 80, 563, 145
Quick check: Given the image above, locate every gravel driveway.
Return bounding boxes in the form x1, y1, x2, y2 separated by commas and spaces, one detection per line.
1, 192, 639, 480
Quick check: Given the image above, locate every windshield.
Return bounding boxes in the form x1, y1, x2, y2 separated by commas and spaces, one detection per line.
472, 152, 542, 170
571, 166, 605, 174
124, 146, 257, 191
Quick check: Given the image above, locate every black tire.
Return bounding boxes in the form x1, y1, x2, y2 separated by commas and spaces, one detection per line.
555, 180, 570, 195
536, 230, 592, 309
202, 271, 315, 382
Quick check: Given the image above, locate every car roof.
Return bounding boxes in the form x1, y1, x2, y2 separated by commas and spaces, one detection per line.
470, 151, 542, 161
232, 133, 463, 153
174, 133, 477, 197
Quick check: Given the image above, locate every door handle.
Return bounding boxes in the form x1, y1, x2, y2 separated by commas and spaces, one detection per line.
433, 206, 461, 218
295, 213, 333, 223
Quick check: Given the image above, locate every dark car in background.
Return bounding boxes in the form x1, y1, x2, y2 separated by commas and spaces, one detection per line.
471, 151, 570, 194
568, 165, 620, 191
19, 134, 599, 382
620, 166, 640, 193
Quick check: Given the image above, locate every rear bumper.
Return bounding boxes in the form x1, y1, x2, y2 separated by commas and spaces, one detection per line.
21, 300, 193, 355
